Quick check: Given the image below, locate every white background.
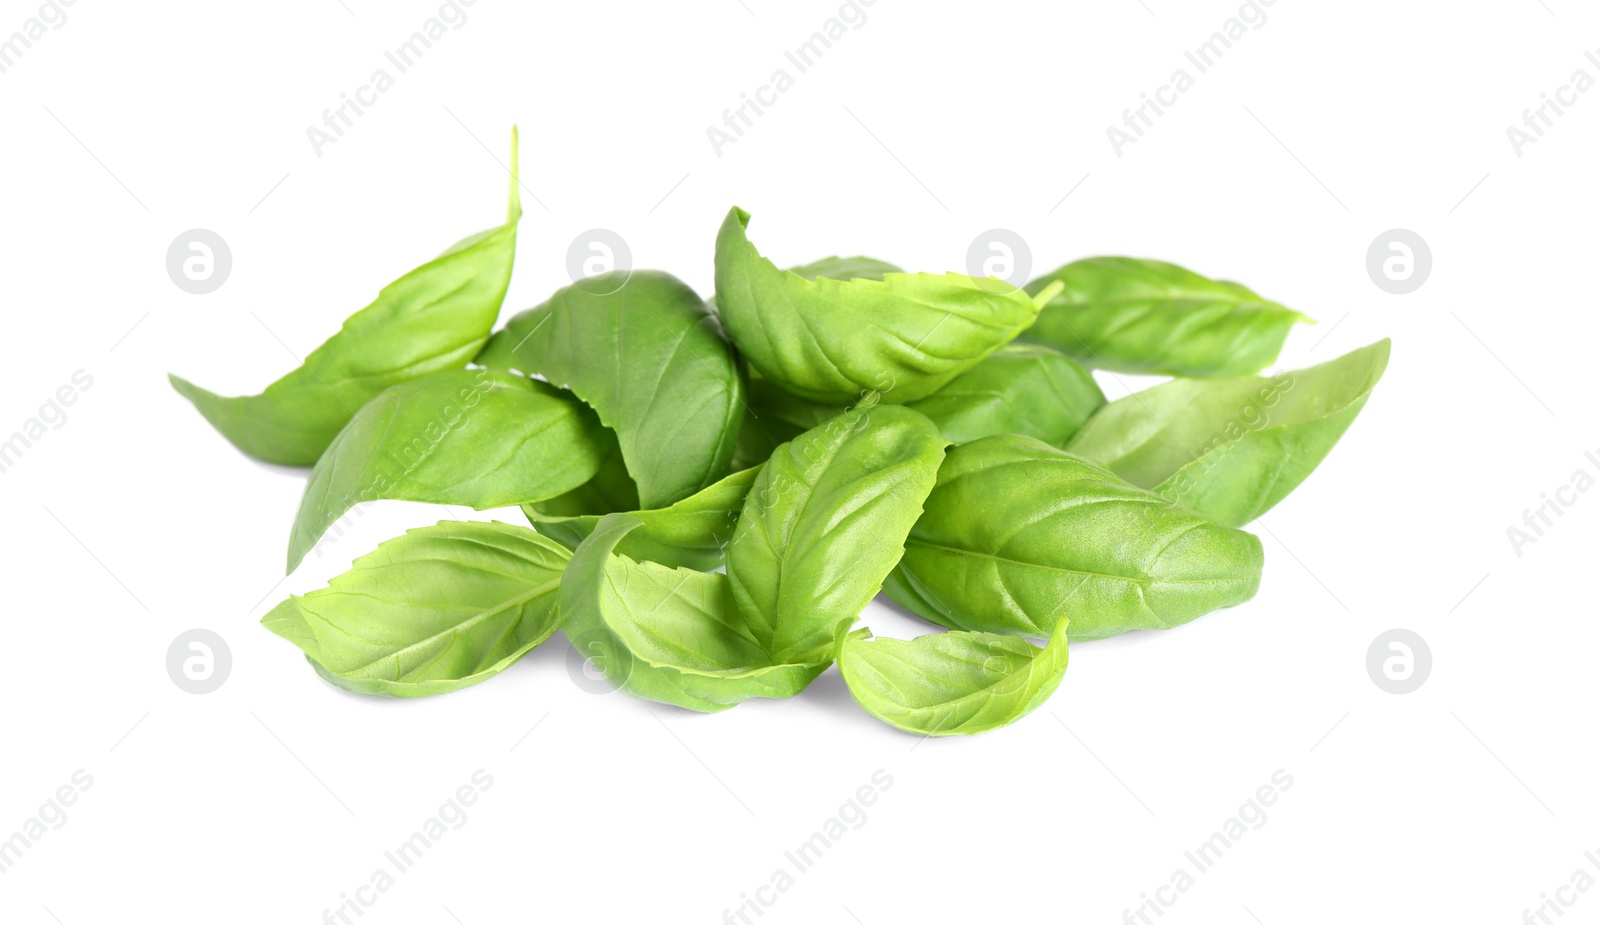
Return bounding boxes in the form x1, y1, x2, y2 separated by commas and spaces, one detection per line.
1, 1, 1596, 923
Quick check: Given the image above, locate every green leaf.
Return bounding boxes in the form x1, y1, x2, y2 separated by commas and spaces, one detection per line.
525, 429, 642, 519
1066, 339, 1390, 527
262, 520, 566, 698
787, 255, 903, 281
170, 129, 524, 466
727, 405, 948, 665
731, 372, 856, 470
285, 369, 609, 573
1021, 257, 1311, 377
714, 207, 1041, 404
559, 514, 825, 713
476, 270, 743, 509
884, 435, 1263, 641
524, 464, 761, 571
839, 619, 1070, 736
907, 343, 1105, 446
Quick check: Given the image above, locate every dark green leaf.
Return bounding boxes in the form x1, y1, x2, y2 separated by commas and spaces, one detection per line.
477, 270, 742, 509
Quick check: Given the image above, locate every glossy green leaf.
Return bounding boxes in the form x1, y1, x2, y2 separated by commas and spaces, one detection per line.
262, 520, 566, 697
476, 270, 742, 509
559, 514, 825, 713
1021, 257, 1311, 377
727, 406, 948, 665
286, 369, 609, 573
525, 464, 761, 571
1067, 339, 1390, 527
907, 343, 1105, 446
714, 207, 1042, 404
839, 619, 1070, 736
884, 435, 1263, 641
170, 130, 523, 466
732, 371, 856, 470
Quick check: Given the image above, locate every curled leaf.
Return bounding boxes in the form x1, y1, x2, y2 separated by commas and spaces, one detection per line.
839, 619, 1070, 736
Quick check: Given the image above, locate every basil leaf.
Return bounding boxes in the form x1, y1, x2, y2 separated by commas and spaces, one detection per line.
476, 270, 743, 509
839, 619, 1070, 736
285, 369, 609, 572
1067, 339, 1390, 527
560, 514, 825, 713
170, 130, 524, 466
787, 255, 902, 281
714, 207, 1041, 404
524, 464, 761, 571
1021, 257, 1311, 377
726, 256, 912, 468
727, 405, 947, 665
907, 343, 1105, 446
262, 520, 566, 697
732, 373, 852, 470
884, 435, 1263, 641
526, 429, 642, 518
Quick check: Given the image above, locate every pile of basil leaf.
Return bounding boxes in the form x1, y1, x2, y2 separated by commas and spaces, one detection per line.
172, 132, 1389, 736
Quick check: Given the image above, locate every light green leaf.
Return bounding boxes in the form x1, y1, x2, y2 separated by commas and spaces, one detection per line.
714, 207, 1041, 404
1067, 339, 1390, 527
171, 129, 523, 465
787, 255, 903, 281
476, 270, 742, 509
525, 464, 761, 571
907, 343, 1105, 446
884, 435, 1263, 641
727, 405, 948, 665
262, 520, 566, 698
559, 514, 825, 713
1021, 257, 1311, 377
839, 619, 1070, 736
286, 369, 609, 573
